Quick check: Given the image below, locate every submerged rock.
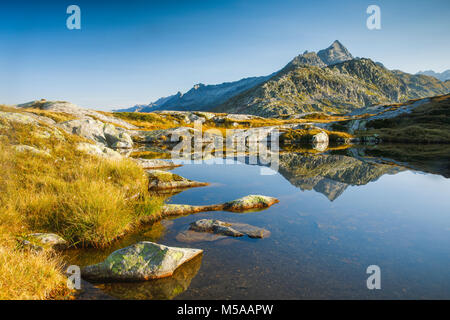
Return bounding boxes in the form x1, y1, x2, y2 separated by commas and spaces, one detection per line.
20, 233, 68, 251
81, 241, 203, 281
161, 195, 279, 216
176, 230, 227, 243
190, 219, 244, 237
189, 219, 270, 239
147, 169, 209, 190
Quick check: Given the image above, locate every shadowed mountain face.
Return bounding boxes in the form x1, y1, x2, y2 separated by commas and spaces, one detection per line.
276, 153, 404, 201
117, 75, 273, 113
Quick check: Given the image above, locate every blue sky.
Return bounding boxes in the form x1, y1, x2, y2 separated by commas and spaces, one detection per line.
1, 0, 449, 110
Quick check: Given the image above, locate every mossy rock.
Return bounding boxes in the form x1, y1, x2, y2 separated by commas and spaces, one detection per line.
147, 170, 208, 190
19, 233, 68, 251
81, 241, 203, 281
222, 195, 279, 212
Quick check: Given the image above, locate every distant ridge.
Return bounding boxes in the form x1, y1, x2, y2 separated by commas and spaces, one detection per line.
416, 70, 450, 82
117, 41, 449, 117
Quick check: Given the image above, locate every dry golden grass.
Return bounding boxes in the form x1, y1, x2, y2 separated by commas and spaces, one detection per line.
363, 94, 450, 143
112, 112, 189, 130
0, 246, 70, 300
24, 108, 77, 123
0, 110, 164, 299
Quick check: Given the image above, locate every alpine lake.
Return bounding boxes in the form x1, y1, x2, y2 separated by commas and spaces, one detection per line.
66, 144, 450, 300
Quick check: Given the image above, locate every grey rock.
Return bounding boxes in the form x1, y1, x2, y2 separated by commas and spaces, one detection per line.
76, 142, 122, 159
189, 219, 271, 239
81, 241, 203, 281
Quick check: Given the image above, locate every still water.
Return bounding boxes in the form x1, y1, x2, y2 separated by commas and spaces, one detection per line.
69, 150, 450, 299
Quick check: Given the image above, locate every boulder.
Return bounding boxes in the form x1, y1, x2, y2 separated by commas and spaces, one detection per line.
222, 195, 279, 212
311, 130, 329, 144
59, 118, 108, 146
76, 142, 122, 160
60, 119, 133, 149
160, 195, 279, 216
103, 123, 133, 148
147, 170, 209, 190
81, 241, 203, 281
93, 254, 202, 300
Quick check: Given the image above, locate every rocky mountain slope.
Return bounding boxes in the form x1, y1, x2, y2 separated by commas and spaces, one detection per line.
216, 57, 449, 117
121, 41, 449, 117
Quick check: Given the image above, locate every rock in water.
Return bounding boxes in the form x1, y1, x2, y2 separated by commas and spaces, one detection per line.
176, 230, 228, 243
160, 195, 279, 216
222, 195, 279, 212
147, 169, 209, 190
81, 241, 203, 281
190, 219, 244, 237
93, 254, 203, 300
189, 219, 271, 239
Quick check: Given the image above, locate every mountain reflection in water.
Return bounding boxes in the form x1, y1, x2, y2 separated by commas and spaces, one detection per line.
69, 145, 450, 299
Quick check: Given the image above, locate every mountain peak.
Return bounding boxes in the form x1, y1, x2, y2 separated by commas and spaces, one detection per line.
317, 40, 353, 66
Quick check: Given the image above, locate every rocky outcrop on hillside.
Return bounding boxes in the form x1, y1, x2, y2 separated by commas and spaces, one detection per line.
16, 100, 137, 129
59, 119, 133, 149
216, 58, 448, 117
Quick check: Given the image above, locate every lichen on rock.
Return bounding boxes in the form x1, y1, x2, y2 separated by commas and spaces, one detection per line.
19, 233, 68, 251
81, 241, 203, 281
147, 169, 208, 190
